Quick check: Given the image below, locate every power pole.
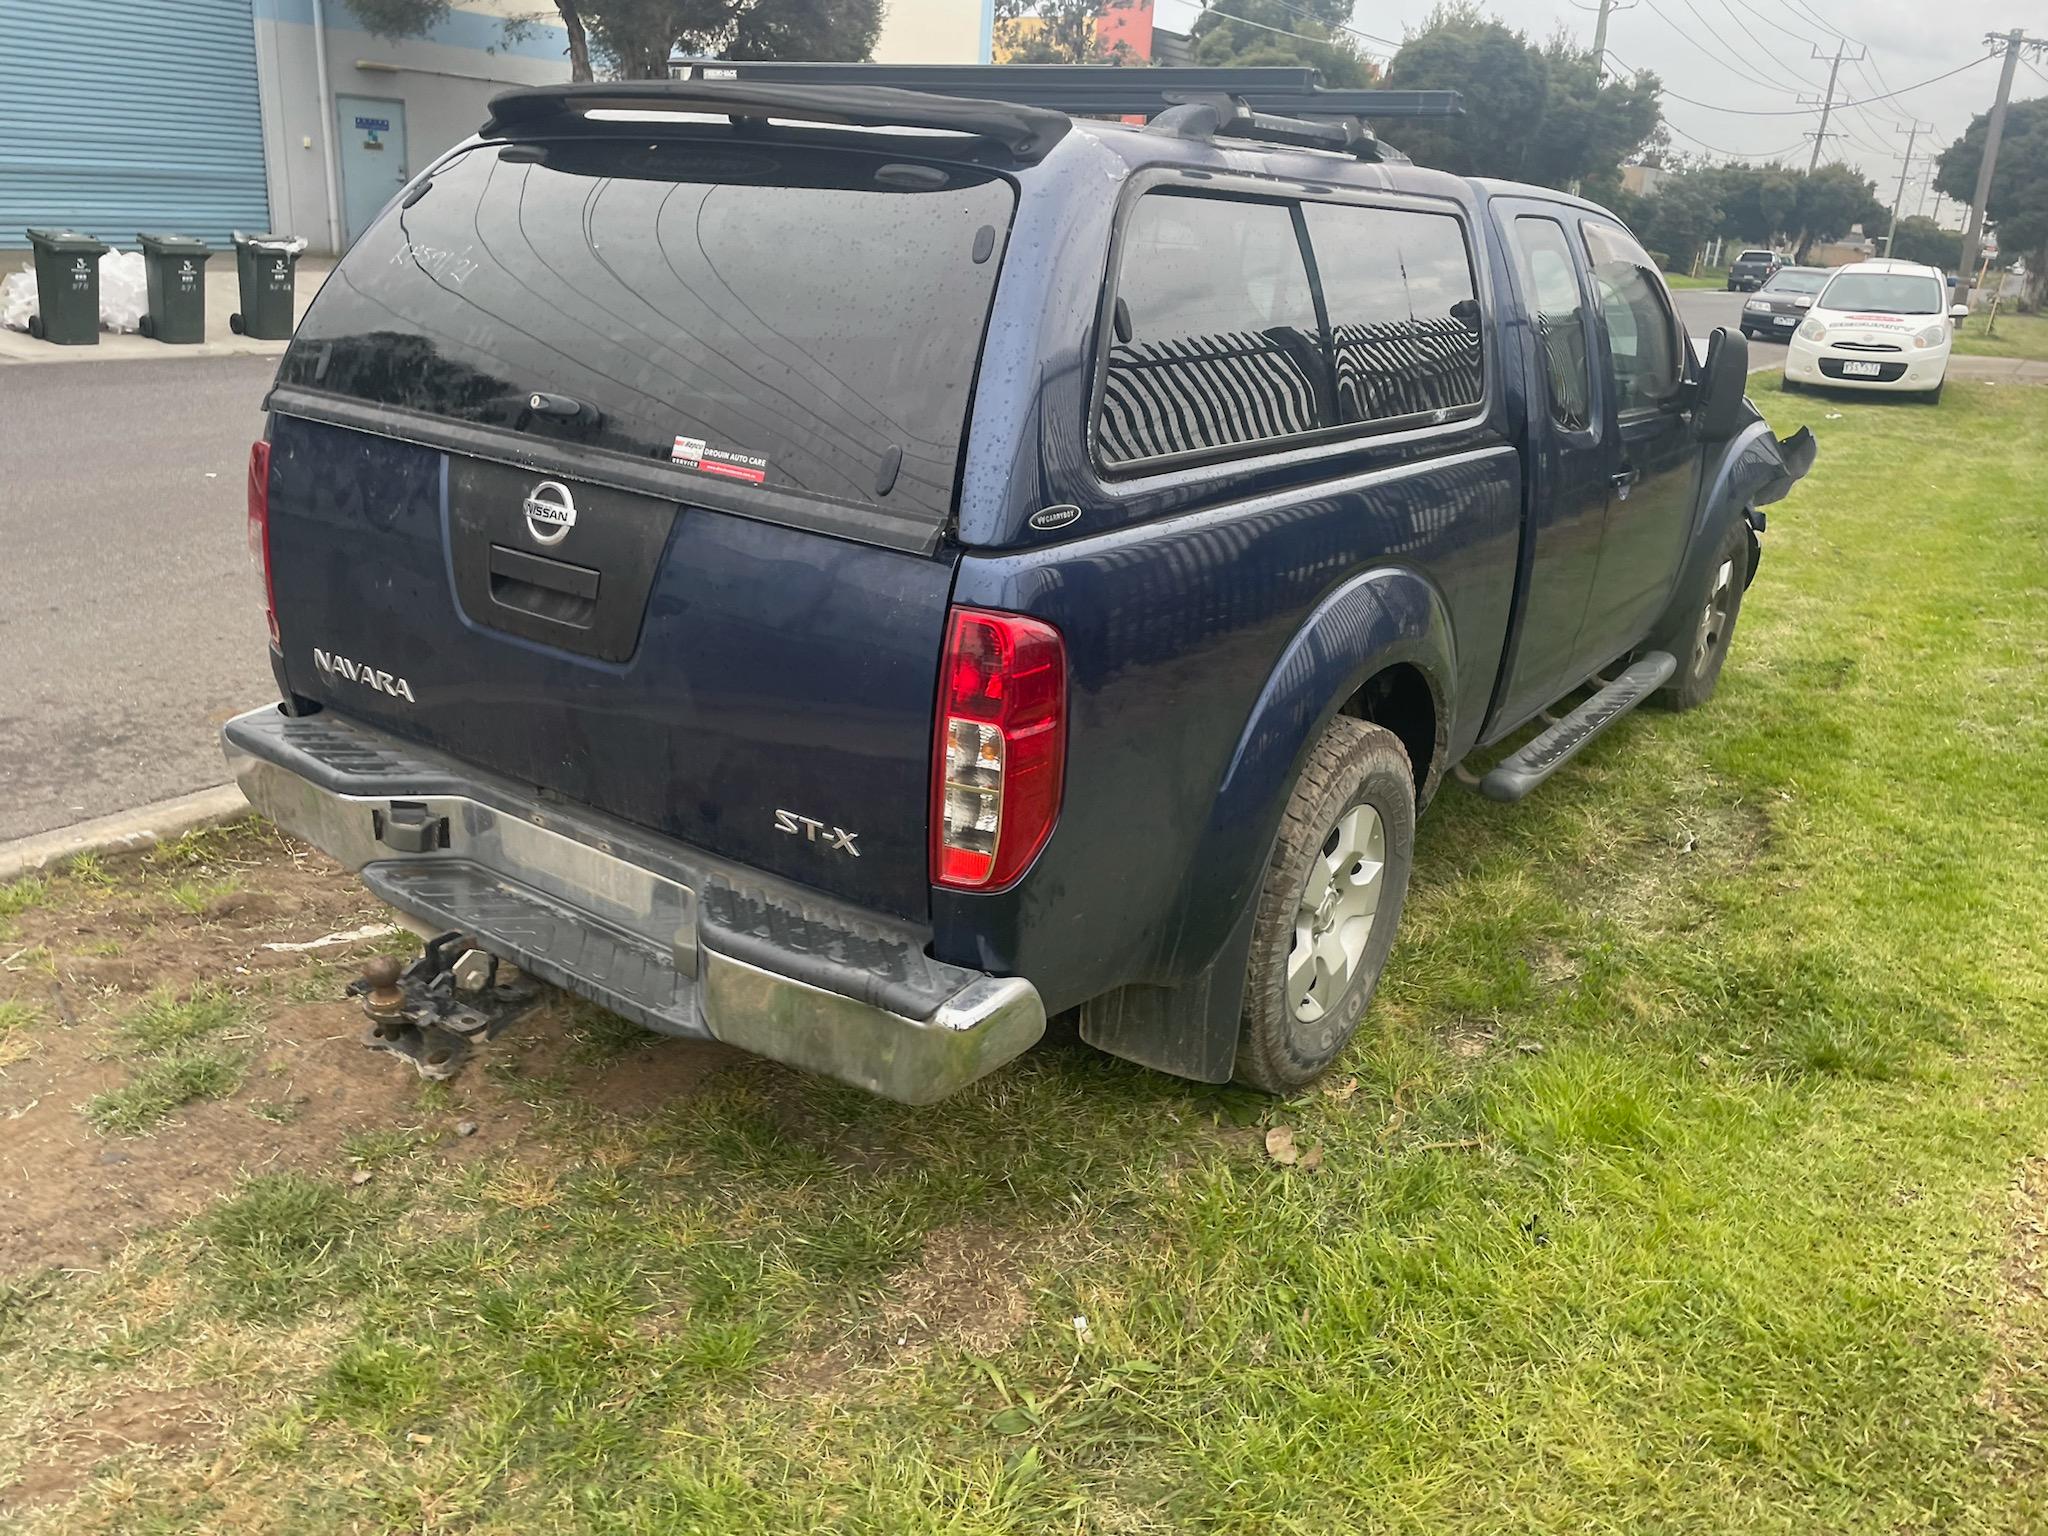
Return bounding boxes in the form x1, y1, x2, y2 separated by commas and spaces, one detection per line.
1590, 0, 1636, 83
1804, 39, 1865, 174
1883, 125, 1929, 256
1955, 30, 2047, 312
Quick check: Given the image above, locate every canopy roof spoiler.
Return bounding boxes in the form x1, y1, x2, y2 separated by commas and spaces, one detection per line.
486, 67, 1462, 167
481, 80, 1073, 162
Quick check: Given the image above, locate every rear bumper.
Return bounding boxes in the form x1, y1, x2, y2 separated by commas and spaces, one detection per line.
221, 706, 1043, 1104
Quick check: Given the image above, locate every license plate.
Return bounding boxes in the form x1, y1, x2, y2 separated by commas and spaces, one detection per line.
1773, 314, 1797, 326
1841, 360, 1883, 377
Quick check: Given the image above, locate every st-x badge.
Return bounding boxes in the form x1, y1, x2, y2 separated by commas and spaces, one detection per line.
523, 480, 576, 546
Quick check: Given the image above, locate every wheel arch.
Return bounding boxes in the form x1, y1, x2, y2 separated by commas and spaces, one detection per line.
1079, 563, 1455, 1083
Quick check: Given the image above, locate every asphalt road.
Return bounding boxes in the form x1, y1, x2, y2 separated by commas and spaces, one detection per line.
1673, 287, 1792, 370
0, 356, 278, 842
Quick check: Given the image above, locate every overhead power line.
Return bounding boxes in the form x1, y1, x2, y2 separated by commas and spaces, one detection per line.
1606, 50, 1993, 116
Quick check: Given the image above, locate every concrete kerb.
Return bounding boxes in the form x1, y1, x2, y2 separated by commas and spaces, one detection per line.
0, 784, 252, 884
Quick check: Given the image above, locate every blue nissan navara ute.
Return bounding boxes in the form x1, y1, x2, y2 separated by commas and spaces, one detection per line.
223, 66, 1813, 1103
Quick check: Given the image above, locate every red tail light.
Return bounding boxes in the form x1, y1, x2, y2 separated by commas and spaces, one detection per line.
932, 607, 1067, 891
246, 440, 279, 652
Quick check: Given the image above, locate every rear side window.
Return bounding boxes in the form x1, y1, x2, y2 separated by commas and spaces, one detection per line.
1582, 219, 1683, 413
1098, 194, 1323, 465
277, 140, 1014, 528
1509, 215, 1594, 433
1097, 191, 1484, 470
1302, 203, 1483, 426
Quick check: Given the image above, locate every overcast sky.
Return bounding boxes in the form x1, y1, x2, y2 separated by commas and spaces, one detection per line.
1153, 0, 2046, 224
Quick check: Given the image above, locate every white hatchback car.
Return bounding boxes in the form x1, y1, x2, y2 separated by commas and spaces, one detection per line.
1783, 260, 1969, 401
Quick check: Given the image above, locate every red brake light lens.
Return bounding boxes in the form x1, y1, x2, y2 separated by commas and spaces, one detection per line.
246, 440, 279, 652
932, 607, 1067, 890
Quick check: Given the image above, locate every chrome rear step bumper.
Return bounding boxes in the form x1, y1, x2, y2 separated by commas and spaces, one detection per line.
221, 706, 1044, 1104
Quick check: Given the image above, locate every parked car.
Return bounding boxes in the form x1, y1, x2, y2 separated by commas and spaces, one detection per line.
1783, 259, 1968, 401
1727, 249, 1782, 291
222, 71, 1814, 1104
1739, 265, 1830, 339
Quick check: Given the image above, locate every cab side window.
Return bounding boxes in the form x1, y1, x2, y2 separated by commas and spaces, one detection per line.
1508, 216, 1593, 433
1581, 220, 1683, 413
1098, 193, 1323, 467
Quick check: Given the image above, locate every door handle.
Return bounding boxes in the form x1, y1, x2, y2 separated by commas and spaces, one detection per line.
1610, 467, 1638, 500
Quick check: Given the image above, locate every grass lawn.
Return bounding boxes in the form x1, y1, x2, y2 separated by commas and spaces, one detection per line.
1952, 308, 2048, 361
1664, 269, 1728, 291
3, 383, 2047, 1533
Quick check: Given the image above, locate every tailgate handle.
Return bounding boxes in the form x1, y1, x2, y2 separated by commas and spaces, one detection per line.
488, 544, 600, 628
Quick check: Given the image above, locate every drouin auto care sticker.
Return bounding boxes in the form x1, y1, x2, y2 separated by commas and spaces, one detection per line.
671, 435, 768, 485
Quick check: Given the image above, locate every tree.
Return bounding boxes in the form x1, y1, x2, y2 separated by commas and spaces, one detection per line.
1381, 4, 1660, 188
1707, 162, 1802, 244
1382, 6, 1546, 179
1791, 163, 1885, 261
1525, 35, 1661, 196
1937, 96, 2048, 304
993, 0, 1138, 65
1189, 0, 1378, 88
344, 0, 881, 82
1616, 167, 1724, 271
1887, 215, 1962, 271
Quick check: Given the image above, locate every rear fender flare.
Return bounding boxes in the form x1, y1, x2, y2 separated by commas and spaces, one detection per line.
1181, 562, 1453, 974
1079, 564, 1454, 1084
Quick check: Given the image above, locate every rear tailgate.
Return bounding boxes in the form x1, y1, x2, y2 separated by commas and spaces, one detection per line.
261, 132, 1016, 919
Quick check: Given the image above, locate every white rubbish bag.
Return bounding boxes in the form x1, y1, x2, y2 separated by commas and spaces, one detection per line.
0, 269, 35, 332
99, 249, 148, 333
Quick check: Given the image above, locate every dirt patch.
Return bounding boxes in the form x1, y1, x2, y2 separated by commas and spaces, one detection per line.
0, 1384, 220, 1512
0, 828, 732, 1279
1980, 1154, 2048, 1448
875, 1224, 1040, 1357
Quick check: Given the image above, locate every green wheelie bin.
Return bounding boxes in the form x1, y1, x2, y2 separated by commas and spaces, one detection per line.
24, 227, 110, 345
229, 232, 302, 340
136, 232, 212, 344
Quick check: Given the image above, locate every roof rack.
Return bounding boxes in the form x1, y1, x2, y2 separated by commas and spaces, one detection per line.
669, 63, 1463, 124
482, 80, 1071, 162
666, 63, 1460, 164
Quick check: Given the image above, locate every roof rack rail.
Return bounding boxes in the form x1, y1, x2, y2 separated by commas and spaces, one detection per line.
481, 80, 1071, 162
670, 62, 1463, 125
1147, 94, 1390, 160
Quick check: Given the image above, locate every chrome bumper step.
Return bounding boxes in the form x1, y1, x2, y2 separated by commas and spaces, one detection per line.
361, 860, 704, 1038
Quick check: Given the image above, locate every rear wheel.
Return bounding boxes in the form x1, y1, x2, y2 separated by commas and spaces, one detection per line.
1235, 717, 1415, 1094
1652, 520, 1749, 712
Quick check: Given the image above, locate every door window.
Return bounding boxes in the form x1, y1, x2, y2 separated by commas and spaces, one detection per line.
1581, 220, 1683, 413
1508, 216, 1593, 433
1098, 193, 1323, 466
1299, 203, 1483, 425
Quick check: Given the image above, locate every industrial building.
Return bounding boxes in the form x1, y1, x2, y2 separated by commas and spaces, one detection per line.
0, 0, 996, 257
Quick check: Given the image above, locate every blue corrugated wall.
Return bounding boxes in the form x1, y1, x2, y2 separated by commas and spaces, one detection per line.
0, 0, 269, 249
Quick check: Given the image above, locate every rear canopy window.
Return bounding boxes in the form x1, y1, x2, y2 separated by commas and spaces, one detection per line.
1097, 191, 1483, 469
1818, 271, 1944, 315
278, 139, 1014, 528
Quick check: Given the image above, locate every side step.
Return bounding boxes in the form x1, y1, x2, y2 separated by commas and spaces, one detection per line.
1478, 652, 1677, 803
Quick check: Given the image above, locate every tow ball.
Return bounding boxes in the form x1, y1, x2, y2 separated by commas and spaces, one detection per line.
348, 931, 540, 1081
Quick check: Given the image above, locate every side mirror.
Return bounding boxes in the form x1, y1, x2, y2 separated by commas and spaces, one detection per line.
1949, 303, 1970, 321
1696, 327, 1749, 441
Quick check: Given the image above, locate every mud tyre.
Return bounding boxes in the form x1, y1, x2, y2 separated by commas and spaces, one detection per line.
1234, 717, 1416, 1094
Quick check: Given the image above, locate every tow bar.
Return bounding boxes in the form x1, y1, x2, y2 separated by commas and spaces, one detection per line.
349, 931, 541, 1080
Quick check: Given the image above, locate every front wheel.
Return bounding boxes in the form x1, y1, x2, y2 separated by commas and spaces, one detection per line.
1652, 520, 1750, 712
1235, 718, 1416, 1094
1922, 379, 1945, 405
